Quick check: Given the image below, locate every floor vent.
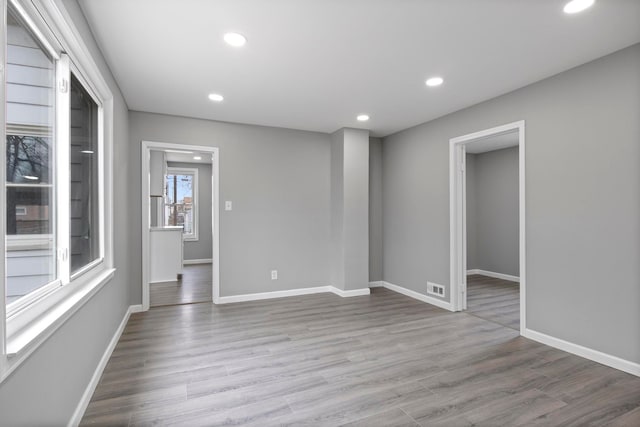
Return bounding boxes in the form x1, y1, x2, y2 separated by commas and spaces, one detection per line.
427, 282, 445, 297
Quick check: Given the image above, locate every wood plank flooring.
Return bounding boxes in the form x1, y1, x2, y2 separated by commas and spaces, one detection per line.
150, 264, 212, 307
81, 288, 640, 426
467, 274, 520, 330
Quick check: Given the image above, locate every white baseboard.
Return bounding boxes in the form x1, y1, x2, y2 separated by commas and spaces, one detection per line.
216, 285, 371, 304
522, 328, 640, 377
183, 258, 213, 265
330, 287, 371, 297
369, 281, 454, 312
68, 304, 140, 426
467, 269, 520, 283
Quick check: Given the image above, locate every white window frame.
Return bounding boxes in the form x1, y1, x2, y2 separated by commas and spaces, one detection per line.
164, 167, 199, 241
0, 0, 115, 383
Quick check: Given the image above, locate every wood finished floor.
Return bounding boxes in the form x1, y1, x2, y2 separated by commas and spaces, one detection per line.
81, 288, 640, 426
150, 264, 212, 308
467, 274, 520, 330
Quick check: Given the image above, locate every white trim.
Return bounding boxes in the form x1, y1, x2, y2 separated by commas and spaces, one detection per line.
369, 281, 454, 312
216, 286, 371, 304
523, 328, 640, 377
0, 0, 7, 356
141, 141, 220, 311
68, 304, 141, 427
466, 269, 520, 283
217, 286, 332, 304
2, 0, 116, 369
183, 258, 213, 265
1, 268, 115, 383
330, 287, 371, 297
449, 120, 526, 334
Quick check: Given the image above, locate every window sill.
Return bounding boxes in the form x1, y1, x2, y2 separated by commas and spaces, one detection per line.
0, 267, 116, 384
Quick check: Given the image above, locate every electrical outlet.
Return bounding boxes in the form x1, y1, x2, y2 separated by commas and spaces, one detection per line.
271, 270, 278, 280
427, 282, 445, 297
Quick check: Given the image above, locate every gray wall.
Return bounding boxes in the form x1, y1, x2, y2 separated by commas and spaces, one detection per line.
382, 44, 640, 364
466, 147, 519, 277
0, 0, 133, 424
130, 111, 331, 297
341, 129, 369, 290
167, 161, 213, 261
369, 137, 383, 281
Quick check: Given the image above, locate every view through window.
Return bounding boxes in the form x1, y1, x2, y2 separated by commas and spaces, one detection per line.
164, 169, 196, 238
5, 7, 57, 304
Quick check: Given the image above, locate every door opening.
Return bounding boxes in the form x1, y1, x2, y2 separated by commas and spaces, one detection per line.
449, 121, 526, 334
141, 141, 220, 311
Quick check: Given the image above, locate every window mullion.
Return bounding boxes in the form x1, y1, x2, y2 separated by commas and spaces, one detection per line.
56, 54, 71, 285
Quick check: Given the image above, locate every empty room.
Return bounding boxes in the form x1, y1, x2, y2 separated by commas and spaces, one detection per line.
0, 0, 639, 426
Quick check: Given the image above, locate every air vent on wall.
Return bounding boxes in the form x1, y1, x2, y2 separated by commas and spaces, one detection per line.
427, 282, 445, 297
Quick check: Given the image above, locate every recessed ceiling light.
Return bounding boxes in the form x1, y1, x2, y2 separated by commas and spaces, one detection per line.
357, 114, 370, 122
426, 77, 444, 87
208, 93, 224, 102
563, 0, 595, 14
193, 156, 202, 160
80, 150, 94, 154
23, 175, 38, 180
224, 32, 247, 47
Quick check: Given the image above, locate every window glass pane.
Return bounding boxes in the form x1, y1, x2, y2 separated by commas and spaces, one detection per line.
70, 73, 99, 273
164, 174, 194, 235
5, 7, 57, 305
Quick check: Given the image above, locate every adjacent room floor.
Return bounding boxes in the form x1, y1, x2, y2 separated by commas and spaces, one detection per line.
150, 263, 212, 307
81, 288, 640, 426
467, 274, 520, 330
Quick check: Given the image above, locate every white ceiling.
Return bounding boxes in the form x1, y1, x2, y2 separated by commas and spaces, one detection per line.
79, 0, 640, 137
466, 131, 519, 154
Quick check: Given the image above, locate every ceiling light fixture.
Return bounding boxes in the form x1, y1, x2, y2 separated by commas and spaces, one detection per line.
426, 77, 444, 87
80, 150, 94, 154
193, 156, 202, 160
23, 175, 38, 180
208, 93, 224, 102
563, 0, 595, 14
224, 32, 247, 47
357, 114, 370, 122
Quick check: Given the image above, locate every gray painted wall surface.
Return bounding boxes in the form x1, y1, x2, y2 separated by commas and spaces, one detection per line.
466, 147, 519, 277
0, 0, 133, 424
342, 129, 369, 290
465, 153, 477, 270
369, 137, 383, 281
167, 161, 213, 260
383, 44, 640, 363
329, 128, 370, 291
330, 130, 345, 289
130, 111, 331, 297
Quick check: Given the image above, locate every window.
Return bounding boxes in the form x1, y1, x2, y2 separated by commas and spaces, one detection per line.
5, 5, 57, 305
1, 0, 114, 363
164, 168, 198, 240
70, 73, 100, 274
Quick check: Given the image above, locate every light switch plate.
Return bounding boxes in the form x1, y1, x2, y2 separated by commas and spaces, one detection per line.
225, 201, 232, 211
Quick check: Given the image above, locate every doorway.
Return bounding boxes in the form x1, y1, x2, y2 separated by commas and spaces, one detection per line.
141, 141, 220, 310
449, 121, 525, 333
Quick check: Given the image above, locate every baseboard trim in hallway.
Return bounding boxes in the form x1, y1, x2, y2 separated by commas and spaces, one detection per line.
215, 285, 370, 304
69, 304, 142, 427
467, 269, 520, 283
368, 281, 454, 312
183, 258, 213, 265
